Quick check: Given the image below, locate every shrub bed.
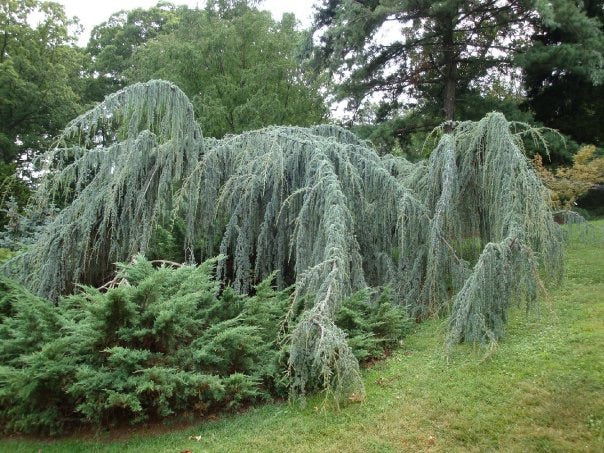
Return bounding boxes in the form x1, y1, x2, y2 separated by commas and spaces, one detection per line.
0, 256, 410, 434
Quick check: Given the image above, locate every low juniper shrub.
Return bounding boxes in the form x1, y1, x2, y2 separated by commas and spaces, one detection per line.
0, 256, 409, 434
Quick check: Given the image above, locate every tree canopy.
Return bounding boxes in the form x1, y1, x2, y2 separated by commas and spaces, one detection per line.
520, 0, 604, 147
310, 0, 604, 158
0, 0, 84, 167
311, 0, 534, 123
127, 5, 326, 138
0, 0, 87, 226
0, 0, 330, 230
0, 0, 601, 214
84, 1, 186, 101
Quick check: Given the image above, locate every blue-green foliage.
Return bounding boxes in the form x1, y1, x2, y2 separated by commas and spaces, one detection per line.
0, 257, 408, 434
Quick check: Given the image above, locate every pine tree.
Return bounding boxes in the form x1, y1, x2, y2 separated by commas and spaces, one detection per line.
519, 0, 604, 146
311, 0, 534, 124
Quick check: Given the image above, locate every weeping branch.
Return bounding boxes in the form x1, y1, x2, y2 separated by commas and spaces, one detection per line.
2, 81, 563, 400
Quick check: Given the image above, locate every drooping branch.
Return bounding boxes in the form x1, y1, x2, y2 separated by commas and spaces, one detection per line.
2, 81, 563, 399
4, 81, 202, 299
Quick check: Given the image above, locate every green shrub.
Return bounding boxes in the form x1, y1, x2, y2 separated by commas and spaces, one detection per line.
0, 257, 409, 435
336, 288, 412, 362
0, 248, 13, 264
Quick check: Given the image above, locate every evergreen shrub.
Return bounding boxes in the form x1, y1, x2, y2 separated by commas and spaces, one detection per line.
0, 257, 408, 434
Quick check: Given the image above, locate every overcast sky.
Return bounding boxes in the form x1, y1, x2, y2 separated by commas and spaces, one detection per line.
56, 0, 318, 45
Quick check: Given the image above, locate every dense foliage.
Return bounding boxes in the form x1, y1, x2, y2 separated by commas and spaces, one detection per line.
0, 0, 84, 166
0, 0, 327, 230
0, 256, 409, 434
0, 0, 87, 224
520, 0, 604, 147
311, 0, 604, 161
85, 1, 186, 100
312, 0, 534, 122
1, 80, 563, 405
534, 145, 604, 210
1, 0, 601, 231
84, 1, 326, 139
0, 0, 596, 437
128, 5, 326, 138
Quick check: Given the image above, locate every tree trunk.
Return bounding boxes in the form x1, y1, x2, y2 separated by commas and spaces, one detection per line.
442, 16, 457, 130
443, 73, 456, 123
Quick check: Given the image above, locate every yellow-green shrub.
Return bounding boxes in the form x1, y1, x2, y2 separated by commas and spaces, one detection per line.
534, 145, 604, 210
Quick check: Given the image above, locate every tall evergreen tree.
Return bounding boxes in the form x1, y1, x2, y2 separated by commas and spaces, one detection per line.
311, 0, 534, 126
519, 0, 604, 147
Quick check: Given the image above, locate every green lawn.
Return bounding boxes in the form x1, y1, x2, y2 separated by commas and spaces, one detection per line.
2, 222, 603, 452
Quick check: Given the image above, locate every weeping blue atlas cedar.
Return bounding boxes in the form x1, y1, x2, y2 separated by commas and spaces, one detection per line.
1, 80, 564, 400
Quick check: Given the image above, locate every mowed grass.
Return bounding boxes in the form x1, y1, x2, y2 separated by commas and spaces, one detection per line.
2, 222, 603, 452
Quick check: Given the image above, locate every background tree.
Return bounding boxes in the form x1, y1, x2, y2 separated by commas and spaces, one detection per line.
0, 0, 83, 166
311, 0, 534, 127
0, 0, 84, 223
128, 2, 326, 138
84, 1, 186, 102
519, 0, 604, 150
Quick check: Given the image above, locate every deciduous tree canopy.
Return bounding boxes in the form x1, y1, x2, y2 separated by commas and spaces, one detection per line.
128, 5, 326, 138
0, 0, 83, 166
